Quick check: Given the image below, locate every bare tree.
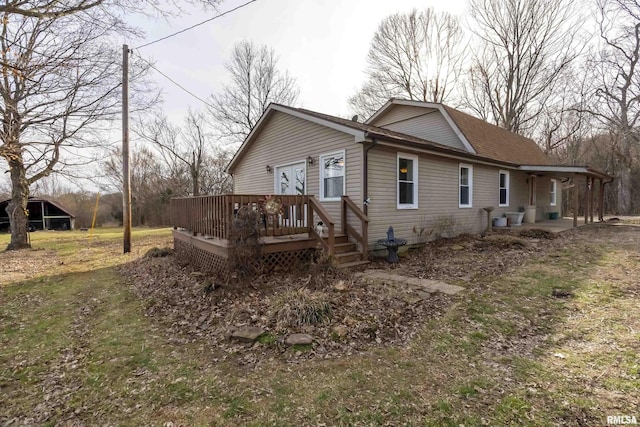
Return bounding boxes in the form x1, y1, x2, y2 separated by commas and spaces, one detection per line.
349, 8, 465, 119
0, 1, 220, 250
582, 0, 640, 214
463, 0, 581, 134
208, 41, 299, 144
0, 0, 220, 18
136, 109, 232, 196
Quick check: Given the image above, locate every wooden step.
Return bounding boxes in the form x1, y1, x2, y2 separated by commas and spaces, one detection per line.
334, 242, 357, 254
321, 233, 348, 244
334, 251, 362, 264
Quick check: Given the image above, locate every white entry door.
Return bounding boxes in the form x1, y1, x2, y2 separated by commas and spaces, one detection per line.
275, 162, 306, 227
275, 162, 306, 196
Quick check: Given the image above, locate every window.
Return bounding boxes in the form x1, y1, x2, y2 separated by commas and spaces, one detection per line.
550, 179, 557, 206
499, 170, 510, 207
397, 153, 418, 209
320, 151, 345, 201
459, 164, 473, 208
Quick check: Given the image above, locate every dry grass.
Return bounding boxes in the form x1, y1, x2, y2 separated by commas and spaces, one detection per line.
1, 224, 639, 425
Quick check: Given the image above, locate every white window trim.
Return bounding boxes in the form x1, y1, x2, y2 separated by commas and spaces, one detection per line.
459, 163, 473, 208
397, 152, 419, 209
499, 170, 510, 207
550, 179, 557, 206
319, 150, 346, 202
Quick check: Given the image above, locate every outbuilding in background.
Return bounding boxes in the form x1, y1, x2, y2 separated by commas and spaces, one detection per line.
0, 197, 75, 232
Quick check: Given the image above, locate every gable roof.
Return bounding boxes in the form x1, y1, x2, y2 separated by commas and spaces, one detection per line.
441, 105, 554, 165
367, 99, 554, 166
227, 103, 501, 173
0, 196, 76, 218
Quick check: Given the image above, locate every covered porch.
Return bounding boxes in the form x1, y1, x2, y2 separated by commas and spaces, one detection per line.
519, 165, 614, 228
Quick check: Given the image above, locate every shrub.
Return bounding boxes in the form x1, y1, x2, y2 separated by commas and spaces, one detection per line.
145, 247, 173, 258
271, 288, 332, 329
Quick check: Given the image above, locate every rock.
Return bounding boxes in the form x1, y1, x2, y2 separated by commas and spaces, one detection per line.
416, 291, 432, 300
285, 333, 314, 346
229, 326, 265, 343
451, 245, 465, 251
334, 280, 347, 291
331, 325, 349, 338
343, 316, 357, 326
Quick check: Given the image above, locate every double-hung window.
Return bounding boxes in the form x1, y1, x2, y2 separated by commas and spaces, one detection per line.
397, 153, 418, 209
499, 170, 509, 207
550, 179, 557, 206
459, 164, 473, 208
320, 151, 345, 201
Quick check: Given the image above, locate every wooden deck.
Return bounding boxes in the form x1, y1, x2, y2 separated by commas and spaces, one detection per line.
170, 194, 369, 276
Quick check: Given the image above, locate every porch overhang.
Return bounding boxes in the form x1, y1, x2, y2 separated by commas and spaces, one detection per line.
518, 165, 614, 227
518, 165, 614, 182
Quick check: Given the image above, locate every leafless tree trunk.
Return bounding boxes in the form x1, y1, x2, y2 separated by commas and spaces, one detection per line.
135, 109, 231, 196
349, 8, 465, 119
208, 41, 299, 145
581, 0, 640, 214
463, 0, 581, 134
0, 1, 220, 250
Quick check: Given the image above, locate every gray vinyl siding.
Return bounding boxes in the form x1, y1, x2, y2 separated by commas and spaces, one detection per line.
370, 105, 431, 127
367, 147, 541, 247
382, 111, 467, 151
232, 111, 363, 230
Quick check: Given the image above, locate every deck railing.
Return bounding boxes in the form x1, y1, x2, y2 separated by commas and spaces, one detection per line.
171, 194, 366, 260
170, 194, 312, 240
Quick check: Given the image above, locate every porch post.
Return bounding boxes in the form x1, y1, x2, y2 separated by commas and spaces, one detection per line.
599, 179, 605, 221
589, 177, 596, 224
573, 176, 579, 228
584, 176, 589, 225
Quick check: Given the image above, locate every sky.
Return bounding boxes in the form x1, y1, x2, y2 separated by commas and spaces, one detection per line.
130, 0, 469, 123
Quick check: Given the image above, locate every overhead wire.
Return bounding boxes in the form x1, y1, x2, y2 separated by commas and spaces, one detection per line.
135, 0, 258, 50
132, 50, 216, 109
131, 0, 260, 108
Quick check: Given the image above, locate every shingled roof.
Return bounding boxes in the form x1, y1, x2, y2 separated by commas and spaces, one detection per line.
277, 105, 473, 156
442, 105, 554, 166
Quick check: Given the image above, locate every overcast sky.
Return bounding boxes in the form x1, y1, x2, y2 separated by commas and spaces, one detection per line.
131, 0, 468, 123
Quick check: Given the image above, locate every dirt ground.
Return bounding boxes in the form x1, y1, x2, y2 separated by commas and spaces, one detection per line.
121, 228, 567, 363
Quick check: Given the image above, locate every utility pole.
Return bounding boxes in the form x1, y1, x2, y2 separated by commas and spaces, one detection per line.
122, 44, 132, 253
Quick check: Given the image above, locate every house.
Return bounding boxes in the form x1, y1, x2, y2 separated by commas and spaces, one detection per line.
0, 197, 75, 232
171, 99, 612, 275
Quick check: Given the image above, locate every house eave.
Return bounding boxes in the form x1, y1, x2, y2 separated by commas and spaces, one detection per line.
364, 98, 477, 155
369, 136, 520, 169
518, 165, 614, 181
226, 104, 367, 173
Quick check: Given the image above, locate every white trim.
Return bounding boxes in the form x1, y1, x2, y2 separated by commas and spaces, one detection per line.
227, 103, 366, 172
273, 159, 307, 195
319, 150, 346, 202
365, 99, 477, 154
397, 152, 419, 209
459, 163, 473, 208
499, 169, 510, 207
550, 179, 557, 206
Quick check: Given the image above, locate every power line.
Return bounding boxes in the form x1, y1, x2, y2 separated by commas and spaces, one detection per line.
133, 50, 215, 109
136, 0, 258, 50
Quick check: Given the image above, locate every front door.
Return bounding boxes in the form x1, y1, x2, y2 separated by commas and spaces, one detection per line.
275, 162, 306, 227
275, 162, 306, 196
